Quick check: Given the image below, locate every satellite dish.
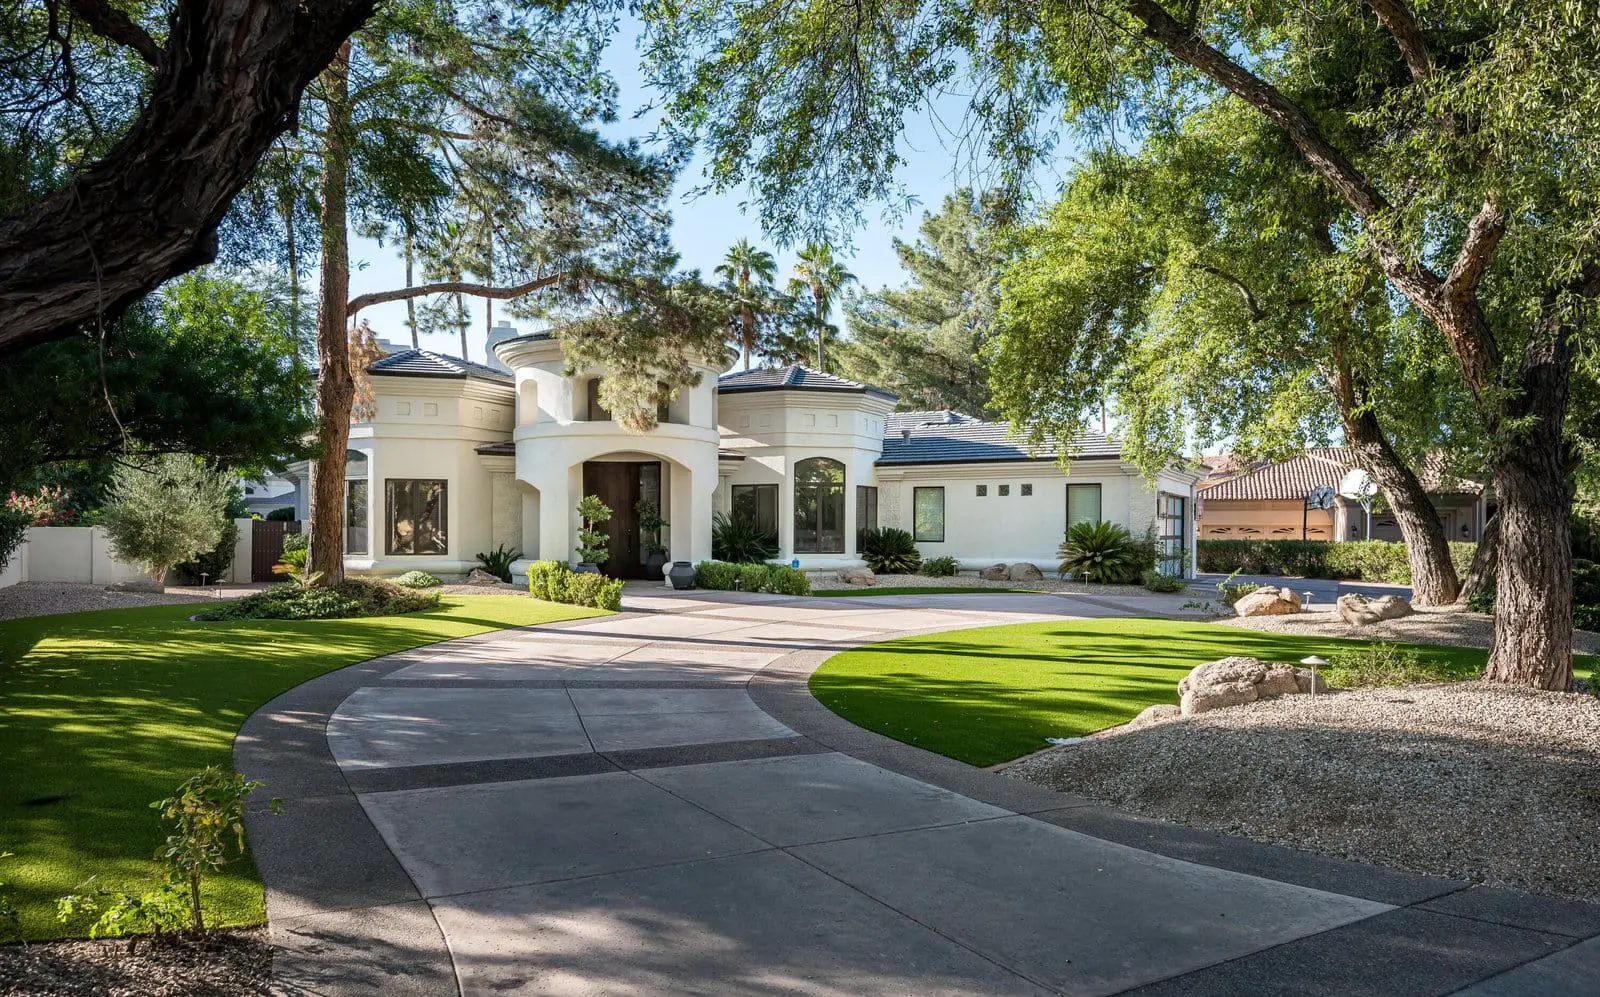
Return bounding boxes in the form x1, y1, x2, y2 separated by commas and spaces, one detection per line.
1306, 485, 1337, 510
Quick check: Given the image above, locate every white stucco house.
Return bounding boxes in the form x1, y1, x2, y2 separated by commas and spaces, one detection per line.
285, 331, 1200, 582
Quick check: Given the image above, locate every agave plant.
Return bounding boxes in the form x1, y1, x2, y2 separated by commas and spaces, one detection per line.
712, 511, 779, 563
859, 527, 921, 574
1058, 521, 1139, 583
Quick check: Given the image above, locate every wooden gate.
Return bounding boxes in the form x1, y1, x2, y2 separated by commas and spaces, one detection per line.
252, 520, 302, 582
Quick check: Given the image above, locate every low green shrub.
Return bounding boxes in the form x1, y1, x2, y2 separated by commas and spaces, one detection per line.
1140, 569, 1186, 593
1196, 539, 1477, 583
1058, 521, 1140, 583
921, 555, 959, 577
1324, 642, 1457, 688
280, 532, 308, 554
264, 507, 297, 522
525, 561, 622, 610
393, 569, 442, 589
194, 577, 437, 621
695, 559, 810, 595
859, 527, 921, 574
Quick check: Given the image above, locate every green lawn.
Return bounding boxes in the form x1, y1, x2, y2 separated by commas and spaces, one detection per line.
809, 617, 1494, 767
0, 595, 602, 941
811, 586, 1032, 597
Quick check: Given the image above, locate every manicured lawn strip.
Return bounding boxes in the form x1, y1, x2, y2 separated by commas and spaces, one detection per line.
0, 596, 603, 940
810, 587, 1033, 597
809, 617, 1495, 767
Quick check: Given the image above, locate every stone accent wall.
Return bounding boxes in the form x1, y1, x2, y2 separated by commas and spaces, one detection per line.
490, 472, 521, 552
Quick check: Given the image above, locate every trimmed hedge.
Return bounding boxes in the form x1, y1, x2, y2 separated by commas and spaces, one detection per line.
526, 560, 623, 610
1197, 539, 1476, 584
695, 560, 810, 596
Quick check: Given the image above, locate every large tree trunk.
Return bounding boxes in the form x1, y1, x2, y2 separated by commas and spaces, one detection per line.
1328, 347, 1459, 604
1458, 507, 1498, 605
0, 0, 376, 356
307, 43, 354, 588
1483, 328, 1574, 690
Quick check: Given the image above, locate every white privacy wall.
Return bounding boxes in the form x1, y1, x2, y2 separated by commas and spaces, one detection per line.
0, 521, 255, 589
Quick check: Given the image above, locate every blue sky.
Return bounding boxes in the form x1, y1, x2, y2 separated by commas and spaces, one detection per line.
347, 20, 1066, 361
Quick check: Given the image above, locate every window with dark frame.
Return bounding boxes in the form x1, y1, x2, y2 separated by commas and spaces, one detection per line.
998, 484, 1010, 497
1067, 482, 1102, 527
731, 483, 779, 536
794, 458, 846, 553
386, 479, 448, 555
913, 486, 945, 542
976, 484, 987, 497
345, 479, 369, 556
1021, 483, 1032, 496
856, 485, 878, 547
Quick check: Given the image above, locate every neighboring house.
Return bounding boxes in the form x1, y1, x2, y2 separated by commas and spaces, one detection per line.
238, 472, 300, 517
1197, 447, 1487, 543
285, 334, 1201, 580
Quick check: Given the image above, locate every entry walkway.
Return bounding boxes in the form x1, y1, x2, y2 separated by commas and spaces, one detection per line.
241, 589, 1595, 996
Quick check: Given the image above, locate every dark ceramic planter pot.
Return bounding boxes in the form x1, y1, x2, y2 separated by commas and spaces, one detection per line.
666, 561, 696, 590
643, 551, 667, 581
574, 562, 601, 574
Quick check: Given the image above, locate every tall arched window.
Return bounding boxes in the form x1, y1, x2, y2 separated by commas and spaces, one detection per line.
794, 457, 845, 553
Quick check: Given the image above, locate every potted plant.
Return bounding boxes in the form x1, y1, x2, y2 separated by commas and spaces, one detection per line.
635, 498, 669, 581
575, 494, 612, 573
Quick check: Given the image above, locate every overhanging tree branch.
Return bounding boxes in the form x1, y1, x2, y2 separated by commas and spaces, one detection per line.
345, 273, 563, 316
64, 0, 162, 65
1363, 0, 1433, 84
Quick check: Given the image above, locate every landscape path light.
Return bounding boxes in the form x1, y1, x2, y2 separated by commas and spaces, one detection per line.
1300, 655, 1326, 702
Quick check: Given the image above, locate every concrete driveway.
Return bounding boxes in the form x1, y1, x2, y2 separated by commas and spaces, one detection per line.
240, 588, 1594, 996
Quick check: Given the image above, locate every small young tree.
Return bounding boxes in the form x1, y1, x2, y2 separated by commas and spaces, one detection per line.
576, 495, 613, 567
102, 456, 231, 583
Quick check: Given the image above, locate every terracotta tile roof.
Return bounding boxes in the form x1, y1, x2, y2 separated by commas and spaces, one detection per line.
1200, 447, 1481, 501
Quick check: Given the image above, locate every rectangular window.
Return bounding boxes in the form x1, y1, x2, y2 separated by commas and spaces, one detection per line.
794, 458, 846, 553
913, 487, 945, 542
586, 378, 611, 421
998, 484, 1011, 497
1157, 493, 1187, 576
345, 479, 369, 556
731, 483, 779, 536
1067, 483, 1102, 527
385, 479, 448, 555
855, 485, 879, 548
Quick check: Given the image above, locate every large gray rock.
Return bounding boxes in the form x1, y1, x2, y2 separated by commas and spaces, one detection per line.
1233, 586, 1302, 617
836, 567, 876, 586
1007, 562, 1045, 582
1336, 592, 1414, 626
980, 563, 1010, 581
1177, 655, 1322, 715
464, 568, 504, 586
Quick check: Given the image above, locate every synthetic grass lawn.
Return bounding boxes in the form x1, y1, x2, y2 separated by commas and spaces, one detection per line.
810, 587, 1032, 598
810, 617, 1502, 768
0, 595, 603, 941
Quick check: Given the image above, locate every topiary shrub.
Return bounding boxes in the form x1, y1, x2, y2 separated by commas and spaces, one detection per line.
711, 511, 779, 563
921, 555, 959, 577
1058, 521, 1139, 583
859, 527, 921, 574
394, 569, 442, 589
694, 559, 809, 595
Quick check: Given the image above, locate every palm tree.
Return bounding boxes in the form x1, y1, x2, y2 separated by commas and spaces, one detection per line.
789, 242, 855, 371
714, 239, 778, 370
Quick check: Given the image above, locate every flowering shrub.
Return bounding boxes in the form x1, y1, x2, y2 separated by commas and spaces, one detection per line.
6, 485, 74, 526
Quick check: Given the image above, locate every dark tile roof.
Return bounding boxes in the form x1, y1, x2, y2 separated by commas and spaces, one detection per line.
717, 365, 897, 401
367, 349, 513, 385
474, 440, 515, 456
879, 416, 1122, 466
1200, 447, 1482, 501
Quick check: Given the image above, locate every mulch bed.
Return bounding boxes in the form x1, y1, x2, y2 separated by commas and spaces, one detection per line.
0, 930, 269, 997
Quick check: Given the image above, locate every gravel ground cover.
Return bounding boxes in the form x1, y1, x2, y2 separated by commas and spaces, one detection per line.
0, 930, 269, 996
0, 583, 232, 622
1216, 604, 1600, 655
1006, 682, 1600, 899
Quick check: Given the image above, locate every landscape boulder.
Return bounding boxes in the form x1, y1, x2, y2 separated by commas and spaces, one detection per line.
1336, 592, 1414, 627
1008, 562, 1045, 582
1233, 586, 1302, 617
1177, 655, 1324, 715
980, 563, 1010, 581
837, 567, 877, 586
464, 568, 503, 586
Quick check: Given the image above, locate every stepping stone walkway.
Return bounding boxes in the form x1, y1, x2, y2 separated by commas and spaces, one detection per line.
240, 589, 1600, 996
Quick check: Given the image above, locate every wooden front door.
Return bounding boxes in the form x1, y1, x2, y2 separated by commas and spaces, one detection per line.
582, 462, 642, 578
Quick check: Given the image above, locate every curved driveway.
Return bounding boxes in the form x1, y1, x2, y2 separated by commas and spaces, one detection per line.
241, 589, 1597, 996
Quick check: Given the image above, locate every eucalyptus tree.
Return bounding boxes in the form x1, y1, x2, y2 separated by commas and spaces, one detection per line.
788, 243, 855, 371
837, 190, 1003, 416
644, 0, 1600, 689
714, 239, 779, 369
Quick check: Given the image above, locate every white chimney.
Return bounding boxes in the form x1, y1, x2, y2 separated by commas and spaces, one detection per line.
487, 319, 519, 372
